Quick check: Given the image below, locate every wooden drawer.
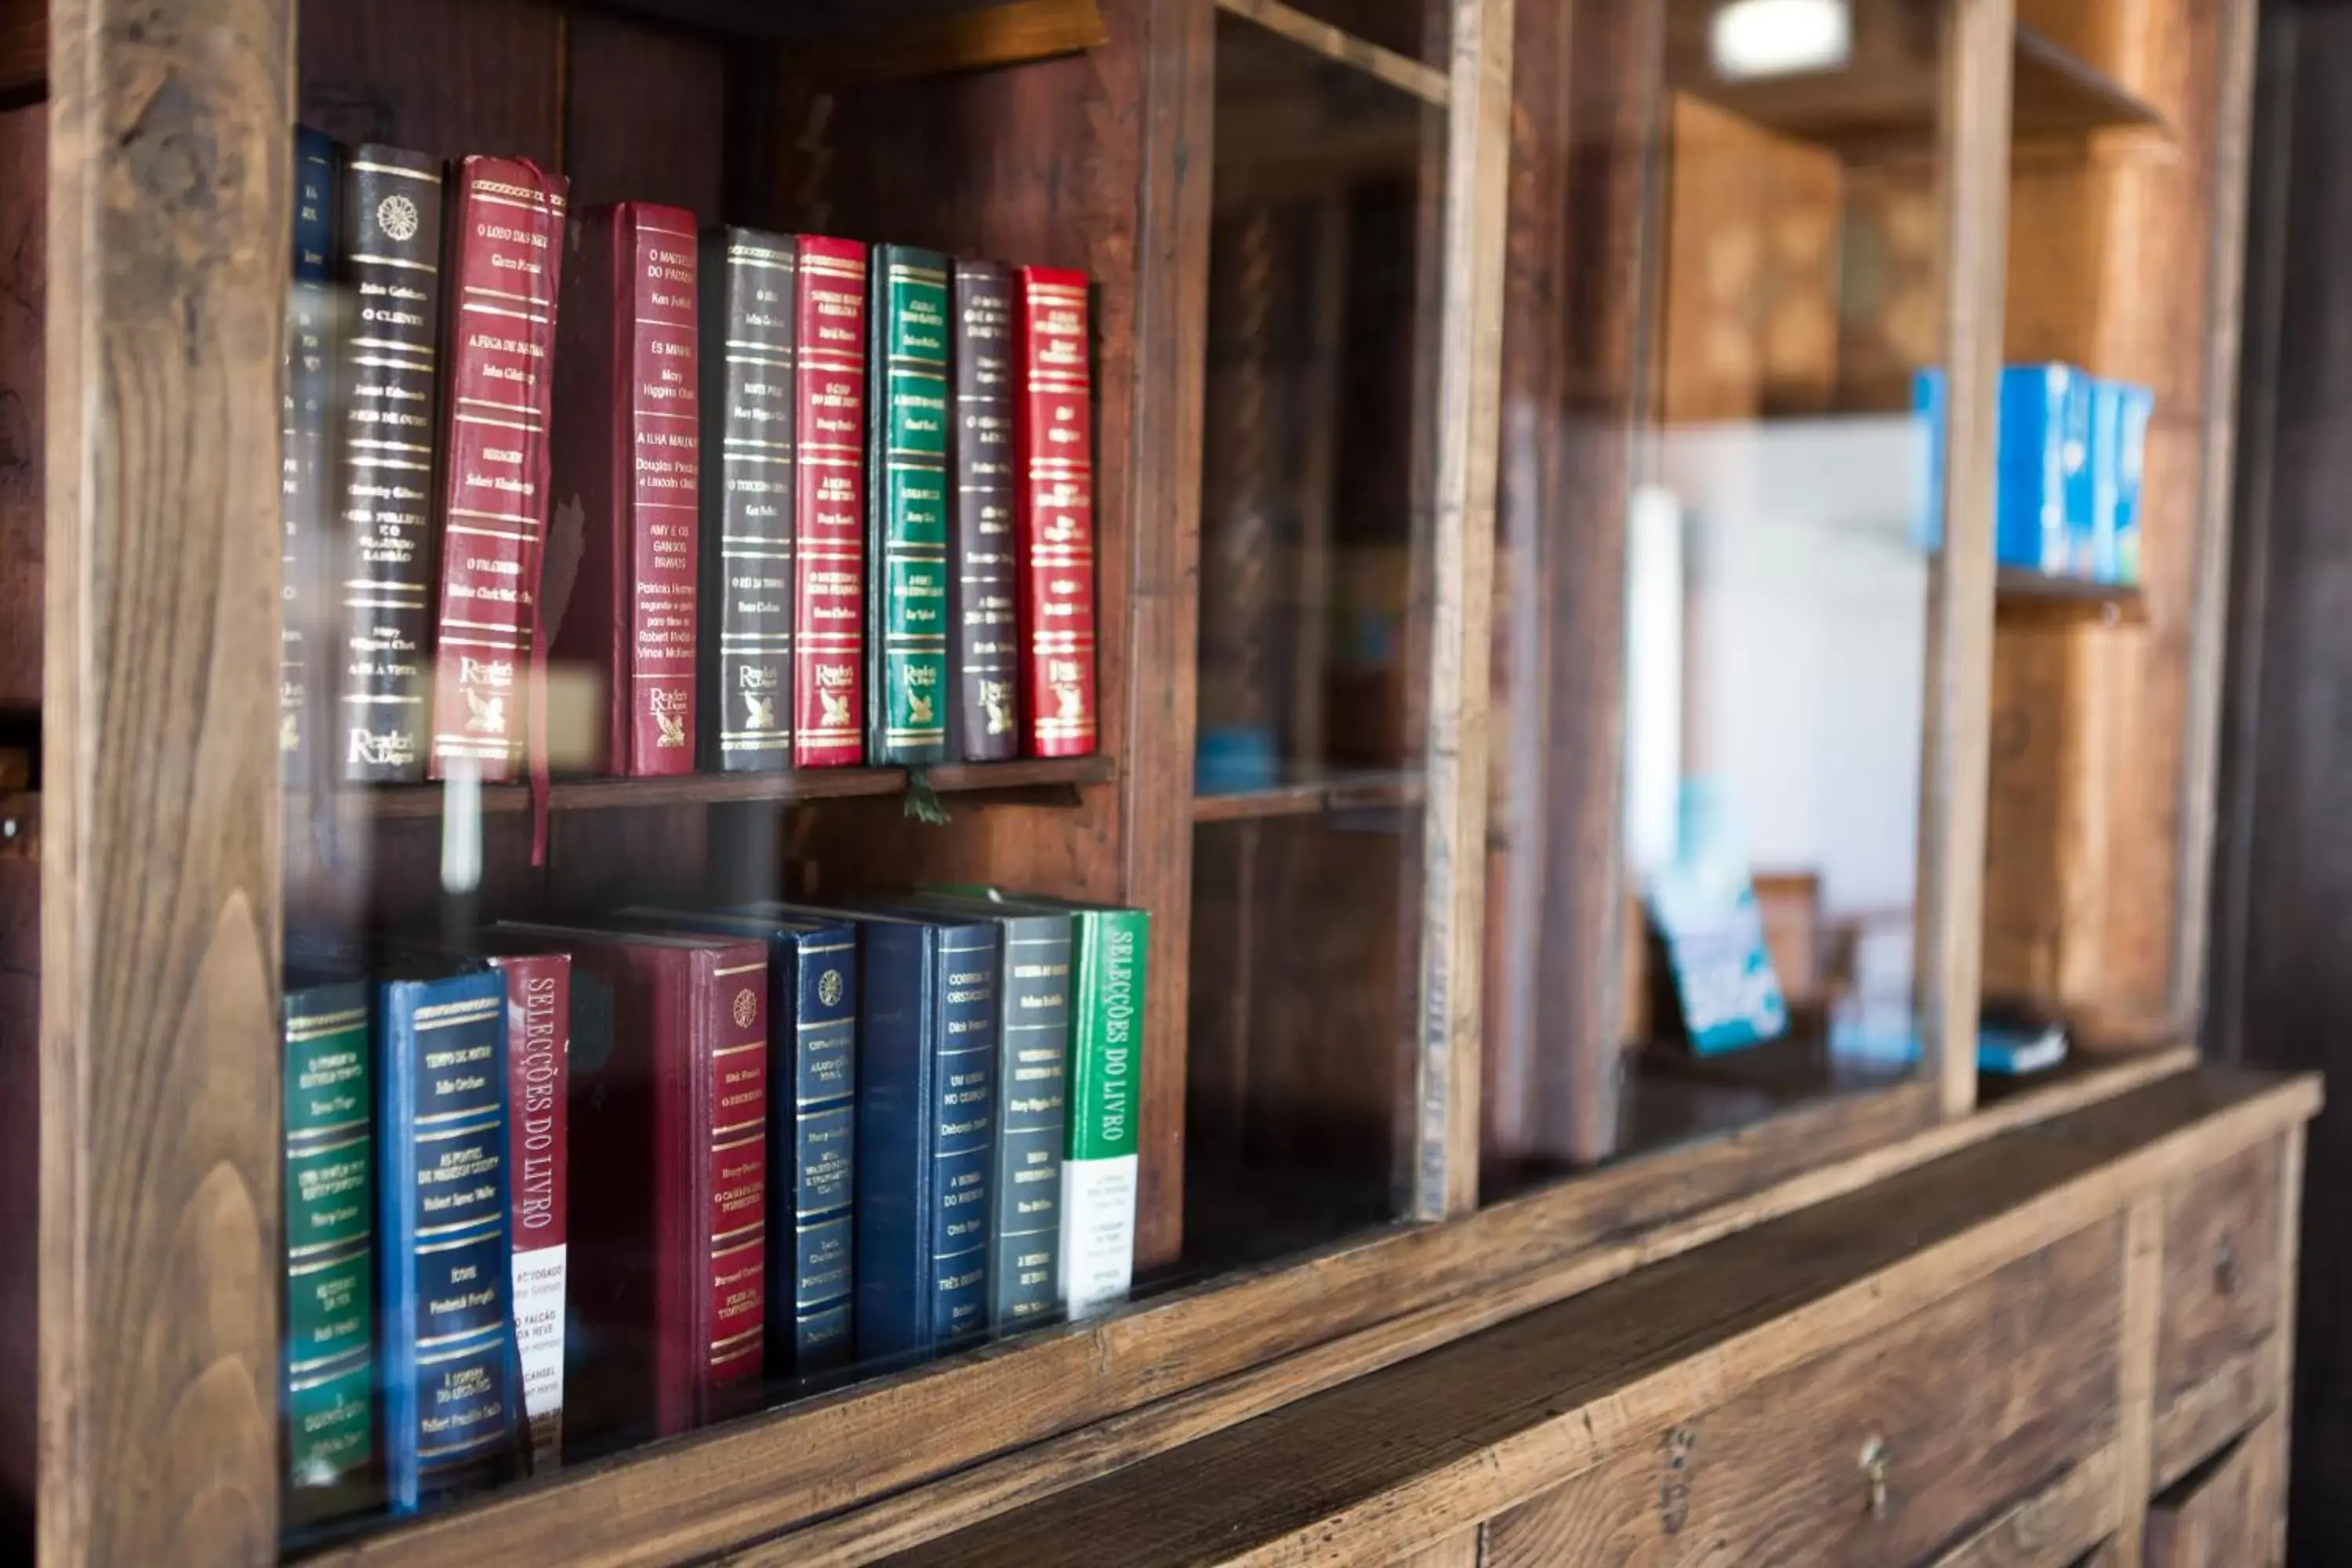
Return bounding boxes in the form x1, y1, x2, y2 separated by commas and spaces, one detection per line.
2146, 1414, 2286, 1568
1485, 1218, 2125, 1567
2156, 1138, 2283, 1413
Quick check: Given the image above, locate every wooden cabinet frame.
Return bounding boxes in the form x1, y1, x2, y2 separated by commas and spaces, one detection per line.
18, 0, 2264, 1559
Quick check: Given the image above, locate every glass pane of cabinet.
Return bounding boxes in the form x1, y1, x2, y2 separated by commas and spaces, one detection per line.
1484, 0, 1958, 1190
1185, 0, 1456, 1264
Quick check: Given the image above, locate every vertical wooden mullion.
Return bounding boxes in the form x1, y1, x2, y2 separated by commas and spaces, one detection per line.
1124, 0, 1217, 1265
2110, 1192, 2165, 1563
1408, 0, 1512, 1221
1918, 0, 2013, 1121
2168, 0, 2262, 1037
42, 0, 292, 1561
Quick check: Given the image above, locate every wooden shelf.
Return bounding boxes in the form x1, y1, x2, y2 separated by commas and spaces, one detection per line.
589, 0, 1107, 82
1995, 565, 2147, 625
1214, 0, 1450, 106
1669, 16, 2171, 151
314, 757, 1113, 822
1193, 768, 1425, 823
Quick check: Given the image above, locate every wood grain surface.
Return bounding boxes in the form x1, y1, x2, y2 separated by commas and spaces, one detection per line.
42, 0, 292, 1561
871, 1070, 2312, 1567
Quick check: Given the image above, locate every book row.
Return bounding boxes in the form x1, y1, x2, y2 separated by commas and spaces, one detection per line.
282, 891, 1147, 1520
1915, 361, 2154, 585
281, 132, 1099, 790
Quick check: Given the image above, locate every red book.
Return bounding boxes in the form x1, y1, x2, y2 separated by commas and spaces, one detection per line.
428, 157, 569, 782
1013, 267, 1098, 757
792, 237, 869, 768
488, 925, 766, 1456
485, 951, 570, 1472
548, 202, 702, 775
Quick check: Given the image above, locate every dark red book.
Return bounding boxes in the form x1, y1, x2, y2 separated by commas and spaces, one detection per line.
1013, 267, 1098, 757
488, 925, 767, 1457
548, 202, 702, 775
485, 950, 570, 1472
791, 237, 869, 768
427, 157, 568, 782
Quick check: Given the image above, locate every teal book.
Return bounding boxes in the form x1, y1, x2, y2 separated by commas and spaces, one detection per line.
282, 978, 376, 1508
866, 244, 953, 764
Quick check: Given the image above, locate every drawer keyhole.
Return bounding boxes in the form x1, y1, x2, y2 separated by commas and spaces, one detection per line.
1860, 1436, 1890, 1519
2216, 1237, 2241, 1297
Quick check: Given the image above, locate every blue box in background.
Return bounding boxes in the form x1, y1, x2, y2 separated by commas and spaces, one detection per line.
2001, 362, 2092, 576
2094, 379, 2154, 585
1913, 363, 2094, 575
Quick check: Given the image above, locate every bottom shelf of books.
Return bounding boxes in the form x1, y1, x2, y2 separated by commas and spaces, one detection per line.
281, 882, 1157, 1544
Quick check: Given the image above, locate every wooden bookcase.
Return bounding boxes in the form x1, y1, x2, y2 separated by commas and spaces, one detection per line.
0, 0, 2299, 1561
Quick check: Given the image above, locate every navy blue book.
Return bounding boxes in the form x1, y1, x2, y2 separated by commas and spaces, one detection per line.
762, 904, 996, 1359
887, 894, 1069, 1330
376, 969, 522, 1513
615, 906, 860, 1375
281, 125, 339, 781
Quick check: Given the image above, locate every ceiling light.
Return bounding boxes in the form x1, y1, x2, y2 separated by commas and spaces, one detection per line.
1711, 0, 1852, 81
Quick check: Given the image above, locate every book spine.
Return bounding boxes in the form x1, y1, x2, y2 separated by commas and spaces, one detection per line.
950, 261, 1020, 761
1014, 267, 1098, 758
791, 237, 870, 767
990, 916, 1069, 1328
282, 129, 339, 782
934, 926, 999, 1346
868, 246, 953, 765
426, 158, 568, 783
624, 208, 702, 775
1061, 909, 1147, 1316
332, 145, 445, 783
282, 982, 375, 1501
694, 946, 768, 1430
378, 975, 517, 1513
487, 952, 570, 1473
784, 931, 858, 1371
699, 228, 798, 772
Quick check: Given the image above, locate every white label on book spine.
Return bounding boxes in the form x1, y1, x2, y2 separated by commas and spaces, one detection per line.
512, 1242, 568, 1469
1059, 1154, 1138, 1317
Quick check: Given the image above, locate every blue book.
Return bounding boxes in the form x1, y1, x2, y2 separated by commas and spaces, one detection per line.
1912, 363, 2095, 576
2092, 379, 2154, 586
616, 906, 860, 1376
764, 906, 998, 1360
376, 970, 521, 1513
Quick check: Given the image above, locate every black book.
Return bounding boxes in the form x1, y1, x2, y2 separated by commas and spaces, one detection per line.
949, 260, 1021, 761
698, 227, 798, 772
329, 143, 445, 783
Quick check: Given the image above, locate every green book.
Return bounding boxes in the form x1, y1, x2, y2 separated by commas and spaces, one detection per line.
931, 887, 1147, 1315
282, 979, 376, 1504
867, 243, 953, 764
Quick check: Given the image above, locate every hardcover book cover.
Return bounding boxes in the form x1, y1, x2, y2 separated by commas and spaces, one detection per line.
1013, 267, 1098, 758
330, 143, 445, 783
485, 950, 570, 1472
931, 887, 1144, 1316
949, 260, 1021, 760
548, 202, 702, 775
376, 969, 521, 1513
281, 127, 339, 782
488, 924, 767, 1454
281, 979, 375, 1508
789, 237, 870, 767
895, 894, 1069, 1329
616, 906, 858, 1374
427, 157, 570, 782
698, 227, 799, 772
764, 905, 996, 1359
867, 245, 953, 765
